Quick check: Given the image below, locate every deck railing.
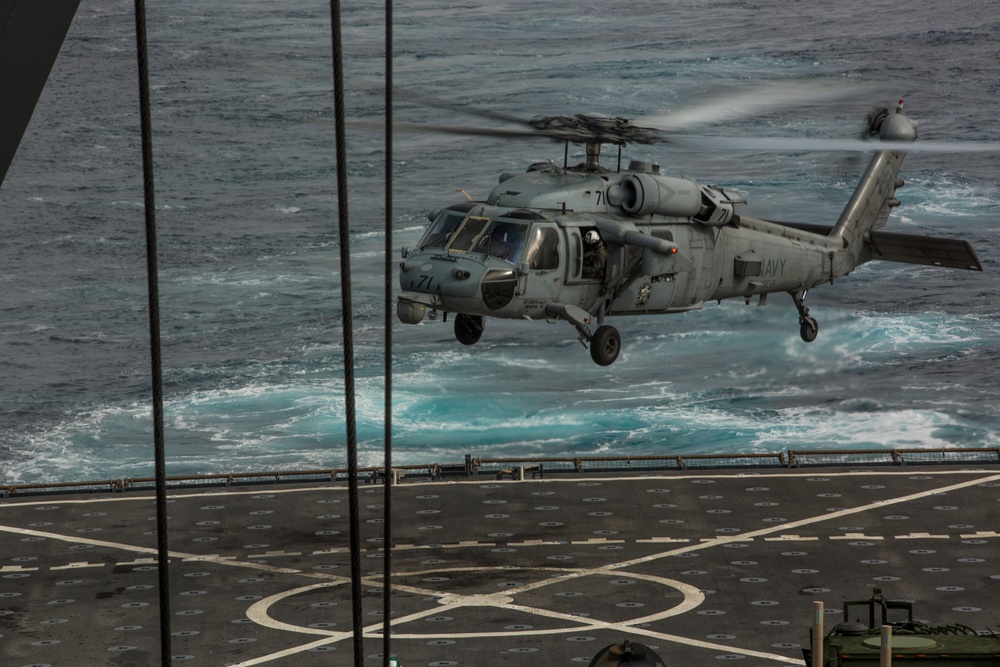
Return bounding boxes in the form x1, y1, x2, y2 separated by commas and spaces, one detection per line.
3, 447, 999, 497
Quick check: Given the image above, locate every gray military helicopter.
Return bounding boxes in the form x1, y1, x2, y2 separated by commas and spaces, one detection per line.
395, 101, 984, 365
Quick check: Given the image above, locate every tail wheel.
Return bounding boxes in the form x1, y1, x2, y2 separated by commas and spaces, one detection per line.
799, 317, 819, 343
590, 325, 621, 366
454, 313, 485, 346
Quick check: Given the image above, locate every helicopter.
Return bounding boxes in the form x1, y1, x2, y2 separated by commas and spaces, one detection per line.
394, 101, 984, 366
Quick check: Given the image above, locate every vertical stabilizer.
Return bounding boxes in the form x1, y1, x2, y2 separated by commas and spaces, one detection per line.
829, 149, 906, 251
829, 102, 917, 272
0, 0, 82, 188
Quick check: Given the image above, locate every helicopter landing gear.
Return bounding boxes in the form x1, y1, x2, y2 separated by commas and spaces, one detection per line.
590, 324, 621, 366
800, 317, 818, 342
542, 303, 621, 366
789, 289, 818, 343
454, 313, 485, 346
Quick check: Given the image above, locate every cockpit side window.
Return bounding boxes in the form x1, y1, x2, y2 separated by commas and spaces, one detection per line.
473, 219, 529, 265
419, 211, 467, 249
524, 226, 559, 271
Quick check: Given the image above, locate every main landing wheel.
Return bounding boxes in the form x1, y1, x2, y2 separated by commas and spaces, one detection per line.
590, 325, 621, 366
454, 313, 485, 346
799, 316, 819, 343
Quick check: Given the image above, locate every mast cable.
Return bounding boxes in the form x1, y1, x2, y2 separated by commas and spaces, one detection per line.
329, 1, 364, 665
132, 0, 172, 663
383, 0, 395, 664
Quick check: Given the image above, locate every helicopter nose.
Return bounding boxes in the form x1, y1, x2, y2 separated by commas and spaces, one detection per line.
399, 255, 486, 301
399, 255, 520, 313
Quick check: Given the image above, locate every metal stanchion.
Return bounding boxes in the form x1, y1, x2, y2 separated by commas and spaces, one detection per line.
880, 625, 892, 667
812, 601, 824, 667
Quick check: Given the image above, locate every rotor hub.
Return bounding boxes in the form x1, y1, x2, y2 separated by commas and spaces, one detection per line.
528, 113, 665, 146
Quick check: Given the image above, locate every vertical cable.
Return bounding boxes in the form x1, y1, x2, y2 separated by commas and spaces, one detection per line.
328, 1, 364, 665
382, 0, 394, 664
132, 0, 171, 664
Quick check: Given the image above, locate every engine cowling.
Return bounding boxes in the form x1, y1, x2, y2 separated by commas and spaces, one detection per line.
619, 174, 701, 218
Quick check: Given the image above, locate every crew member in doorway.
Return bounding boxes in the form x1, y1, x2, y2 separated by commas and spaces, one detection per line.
582, 229, 607, 280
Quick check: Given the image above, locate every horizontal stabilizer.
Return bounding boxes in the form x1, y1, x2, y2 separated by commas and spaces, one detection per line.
867, 230, 982, 271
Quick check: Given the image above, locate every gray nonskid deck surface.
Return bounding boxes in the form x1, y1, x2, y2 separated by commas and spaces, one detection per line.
2, 466, 999, 666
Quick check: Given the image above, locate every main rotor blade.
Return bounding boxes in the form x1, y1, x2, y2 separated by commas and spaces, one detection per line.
343, 116, 675, 146
390, 89, 537, 128
635, 81, 877, 132
344, 119, 565, 141
338, 119, 1000, 153
669, 135, 1000, 153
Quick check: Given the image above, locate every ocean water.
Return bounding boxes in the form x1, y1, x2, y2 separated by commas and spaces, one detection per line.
1, 0, 999, 484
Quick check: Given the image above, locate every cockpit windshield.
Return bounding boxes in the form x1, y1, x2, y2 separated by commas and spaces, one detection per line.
420, 211, 534, 267
471, 219, 529, 264
447, 216, 491, 252
418, 210, 466, 249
